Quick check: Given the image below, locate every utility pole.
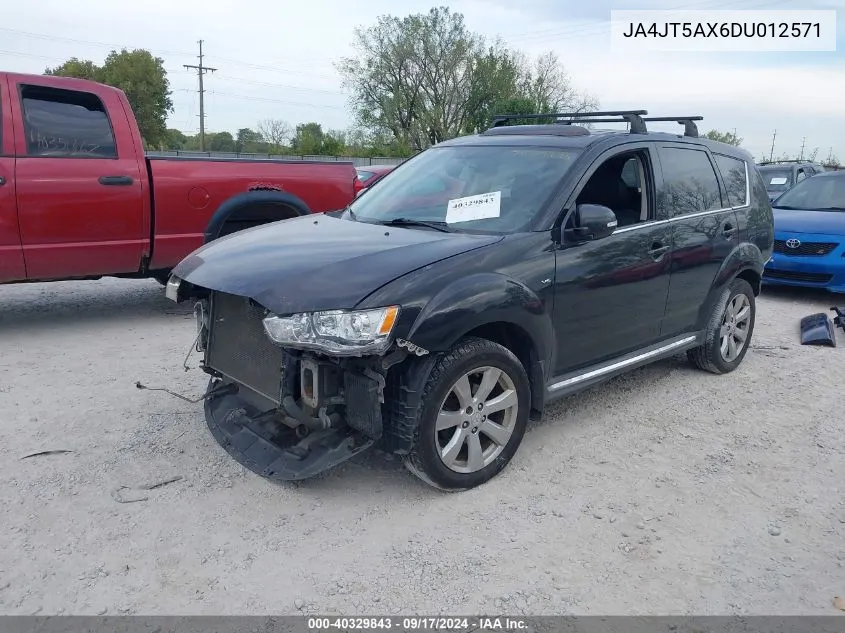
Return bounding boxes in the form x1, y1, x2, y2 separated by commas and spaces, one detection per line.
799, 137, 806, 160
183, 40, 217, 152
769, 129, 777, 162
828, 147, 833, 163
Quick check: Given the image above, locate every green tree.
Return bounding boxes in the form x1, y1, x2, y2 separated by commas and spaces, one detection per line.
338, 7, 596, 149
164, 128, 188, 150
235, 128, 263, 152
703, 129, 743, 146
291, 122, 325, 154
209, 131, 235, 152
45, 48, 173, 148
45, 58, 99, 80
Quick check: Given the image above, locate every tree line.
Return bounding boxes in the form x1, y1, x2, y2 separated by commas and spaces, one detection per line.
41, 5, 840, 167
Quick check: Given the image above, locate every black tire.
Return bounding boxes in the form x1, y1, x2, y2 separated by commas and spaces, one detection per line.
151, 270, 172, 286
687, 277, 756, 374
402, 336, 531, 491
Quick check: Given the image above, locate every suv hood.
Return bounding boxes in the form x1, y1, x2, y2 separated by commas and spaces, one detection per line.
773, 208, 845, 235
172, 214, 503, 314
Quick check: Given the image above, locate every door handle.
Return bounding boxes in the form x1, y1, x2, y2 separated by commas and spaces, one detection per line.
98, 176, 134, 186
0, 176, 5, 186
648, 243, 670, 260
722, 223, 738, 238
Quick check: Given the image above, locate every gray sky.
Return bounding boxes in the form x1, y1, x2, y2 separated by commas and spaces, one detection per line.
2, 0, 843, 160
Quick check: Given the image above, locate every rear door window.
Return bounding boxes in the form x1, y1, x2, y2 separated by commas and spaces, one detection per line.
658, 147, 724, 216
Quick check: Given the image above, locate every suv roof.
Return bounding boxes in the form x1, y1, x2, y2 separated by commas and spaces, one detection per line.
438, 109, 751, 160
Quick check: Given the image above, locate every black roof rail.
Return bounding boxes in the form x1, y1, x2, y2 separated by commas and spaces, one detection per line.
642, 116, 703, 138
489, 110, 649, 134
758, 159, 816, 166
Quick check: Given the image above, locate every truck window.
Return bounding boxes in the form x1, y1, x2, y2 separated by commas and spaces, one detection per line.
20, 84, 117, 158
659, 147, 723, 216
713, 153, 749, 208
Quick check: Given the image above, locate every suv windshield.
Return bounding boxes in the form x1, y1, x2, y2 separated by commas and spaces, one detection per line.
347, 145, 581, 233
773, 175, 845, 211
760, 168, 793, 192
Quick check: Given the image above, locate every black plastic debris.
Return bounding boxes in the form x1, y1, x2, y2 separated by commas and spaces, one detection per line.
800, 312, 837, 347
832, 306, 845, 334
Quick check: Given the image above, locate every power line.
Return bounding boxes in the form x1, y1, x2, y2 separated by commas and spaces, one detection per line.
0, 26, 194, 57
183, 40, 217, 152
205, 91, 343, 110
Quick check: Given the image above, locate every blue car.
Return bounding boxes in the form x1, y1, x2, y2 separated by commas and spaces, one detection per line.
763, 170, 845, 293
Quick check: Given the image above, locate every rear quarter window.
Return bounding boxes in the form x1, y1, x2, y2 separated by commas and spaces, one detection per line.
713, 153, 749, 207
19, 84, 117, 158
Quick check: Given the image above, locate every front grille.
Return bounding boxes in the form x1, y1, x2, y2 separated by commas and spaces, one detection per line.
205, 291, 285, 404
773, 240, 838, 256
763, 269, 833, 283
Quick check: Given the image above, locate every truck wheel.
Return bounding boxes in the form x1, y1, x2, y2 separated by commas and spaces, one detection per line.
151, 270, 172, 286
403, 337, 530, 491
687, 277, 756, 374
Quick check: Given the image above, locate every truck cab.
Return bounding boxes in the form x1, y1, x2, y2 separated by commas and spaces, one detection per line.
0, 72, 359, 285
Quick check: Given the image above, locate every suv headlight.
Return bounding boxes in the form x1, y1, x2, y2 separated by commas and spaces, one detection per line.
262, 306, 400, 356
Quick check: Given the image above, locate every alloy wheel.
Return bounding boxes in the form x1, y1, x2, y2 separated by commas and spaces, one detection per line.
719, 293, 751, 362
435, 366, 519, 474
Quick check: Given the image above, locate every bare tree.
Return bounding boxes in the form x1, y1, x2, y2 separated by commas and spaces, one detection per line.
519, 51, 599, 115
257, 118, 292, 147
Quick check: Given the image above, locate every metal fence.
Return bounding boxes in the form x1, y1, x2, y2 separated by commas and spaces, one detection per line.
145, 150, 406, 167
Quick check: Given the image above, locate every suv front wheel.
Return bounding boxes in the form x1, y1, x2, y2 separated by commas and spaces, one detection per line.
687, 277, 756, 374
403, 337, 531, 491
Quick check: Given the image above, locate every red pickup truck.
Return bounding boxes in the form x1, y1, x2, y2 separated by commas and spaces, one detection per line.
0, 72, 360, 285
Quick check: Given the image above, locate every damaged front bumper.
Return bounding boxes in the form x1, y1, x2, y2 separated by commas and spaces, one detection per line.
204, 378, 377, 481
192, 290, 413, 481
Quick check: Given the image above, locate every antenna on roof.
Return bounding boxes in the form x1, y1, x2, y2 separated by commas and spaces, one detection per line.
642, 116, 703, 138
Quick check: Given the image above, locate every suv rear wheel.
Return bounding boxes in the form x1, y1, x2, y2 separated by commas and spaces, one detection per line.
687, 277, 756, 374
403, 337, 530, 491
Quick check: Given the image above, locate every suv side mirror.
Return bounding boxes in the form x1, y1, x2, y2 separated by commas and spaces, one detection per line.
563, 204, 618, 242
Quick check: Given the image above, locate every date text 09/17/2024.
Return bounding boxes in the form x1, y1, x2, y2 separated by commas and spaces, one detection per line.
307, 616, 529, 631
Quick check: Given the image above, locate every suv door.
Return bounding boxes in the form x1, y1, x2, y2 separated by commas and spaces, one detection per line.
0, 75, 26, 282
551, 143, 673, 375
10, 80, 146, 280
657, 144, 741, 337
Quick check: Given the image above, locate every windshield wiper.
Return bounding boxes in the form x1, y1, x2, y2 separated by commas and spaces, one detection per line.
379, 218, 452, 233
812, 207, 845, 212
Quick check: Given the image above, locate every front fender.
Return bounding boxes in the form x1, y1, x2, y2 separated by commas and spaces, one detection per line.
405, 272, 554, 363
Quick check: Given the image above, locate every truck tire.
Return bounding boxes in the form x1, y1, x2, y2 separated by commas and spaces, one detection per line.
151, 270, 172, 286
687, 277, 756, 374
402, 337, 531, 491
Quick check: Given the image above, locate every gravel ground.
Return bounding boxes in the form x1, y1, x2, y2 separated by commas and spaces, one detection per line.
1, 278, 843, 616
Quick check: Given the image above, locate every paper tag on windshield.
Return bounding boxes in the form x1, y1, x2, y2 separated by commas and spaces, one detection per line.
446, 191, 501, 223
770, 177, 788, 185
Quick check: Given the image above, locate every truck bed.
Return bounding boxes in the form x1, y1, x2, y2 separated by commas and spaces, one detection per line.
145, 156, 357, 270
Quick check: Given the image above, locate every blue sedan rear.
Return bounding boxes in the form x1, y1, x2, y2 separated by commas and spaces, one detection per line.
763, 171, 845, 293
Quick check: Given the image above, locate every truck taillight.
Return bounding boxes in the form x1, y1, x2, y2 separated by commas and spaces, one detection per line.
353, 177, 364, 194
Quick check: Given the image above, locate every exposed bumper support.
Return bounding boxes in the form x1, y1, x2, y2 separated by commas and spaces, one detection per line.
203, 378, 375, 481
